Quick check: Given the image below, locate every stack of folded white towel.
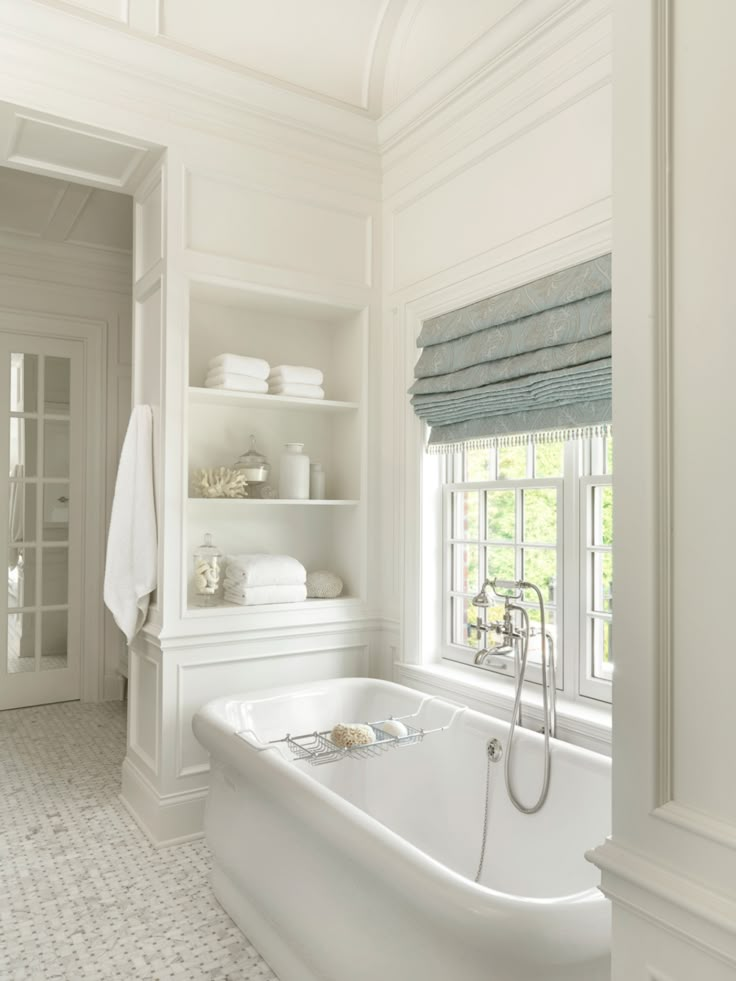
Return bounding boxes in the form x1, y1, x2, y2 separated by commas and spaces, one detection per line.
204, 354, 270, 393
224, 554, 307, 606
268, 364, 325, 400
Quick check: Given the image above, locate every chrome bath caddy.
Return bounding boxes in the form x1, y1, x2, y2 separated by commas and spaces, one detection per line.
236, 699, 466, 767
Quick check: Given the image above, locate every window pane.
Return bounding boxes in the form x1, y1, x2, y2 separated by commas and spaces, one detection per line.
452, 544, 479, 595
593, 485, 613, 546
465, 447, 492, 482
8, 546, 35, 608
9, 418, 37, 477
41, 610, 67, 669
8, 612, 36, 672
522, 547, 557, 605
497, 445, 528, 480
451, 597, 480, 648
43, 420, 70, 478
9, 481, 36, 544
43, 484, 69, 541
42, 547, 69, 606
534, 441, 564, 477
605, 437, 613, 475
591, 551, 613, 614
44, 357, 71, 415
591, 617, 613, 679
522, 488, 557, 544
485, 490, 515, 541
10, 354, 38, 413
525, 607, 557, 667
452, 491, 479, 540
486, 546, 516, 582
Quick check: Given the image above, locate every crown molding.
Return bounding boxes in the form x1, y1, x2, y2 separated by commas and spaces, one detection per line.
0, 0, 381, 176
378, 0, 611, 157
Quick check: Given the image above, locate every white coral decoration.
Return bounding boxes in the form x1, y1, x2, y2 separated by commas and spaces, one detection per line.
193, 467, 248, 499
306, 570, 343, 598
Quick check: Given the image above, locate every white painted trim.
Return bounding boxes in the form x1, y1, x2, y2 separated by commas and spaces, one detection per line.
380, 0, 610, 153
653, 801, 736, 852
120, 756, 207, 847
652, 0, 674, 811
588, 839, 736, 963
0, 1, 379, 160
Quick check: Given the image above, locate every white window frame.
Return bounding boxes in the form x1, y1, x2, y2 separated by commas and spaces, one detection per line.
440, 438, 612, 707
579, 473, 613, 701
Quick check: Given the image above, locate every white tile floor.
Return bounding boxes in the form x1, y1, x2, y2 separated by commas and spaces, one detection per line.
0, 700, 279, 981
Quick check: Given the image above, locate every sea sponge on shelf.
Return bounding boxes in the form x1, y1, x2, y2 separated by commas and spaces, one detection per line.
329, 723, 376, 748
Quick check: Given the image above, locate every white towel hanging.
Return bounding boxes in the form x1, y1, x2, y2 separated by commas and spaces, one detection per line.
104, 405, 158, 643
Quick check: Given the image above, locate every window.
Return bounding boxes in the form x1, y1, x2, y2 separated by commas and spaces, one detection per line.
443, 437, 613, 704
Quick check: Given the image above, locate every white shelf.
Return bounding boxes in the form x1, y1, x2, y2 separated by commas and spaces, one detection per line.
189, 387, 358, 412
188, 497, 359, 506
186, 596, 361, 617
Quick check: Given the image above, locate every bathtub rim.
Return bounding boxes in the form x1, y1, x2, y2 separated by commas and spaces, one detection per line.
194, 676, 611, 911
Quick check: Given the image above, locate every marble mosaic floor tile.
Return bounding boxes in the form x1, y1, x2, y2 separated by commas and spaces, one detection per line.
0, 700, 279, 981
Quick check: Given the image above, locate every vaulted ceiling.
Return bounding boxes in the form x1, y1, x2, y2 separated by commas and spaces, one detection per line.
27, 0, 524, 117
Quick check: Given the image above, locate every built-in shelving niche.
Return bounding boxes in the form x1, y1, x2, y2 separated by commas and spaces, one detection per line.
185, 278, 367, 618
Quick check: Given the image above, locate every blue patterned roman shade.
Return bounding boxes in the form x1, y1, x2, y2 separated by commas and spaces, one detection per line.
410, 254, 612, 452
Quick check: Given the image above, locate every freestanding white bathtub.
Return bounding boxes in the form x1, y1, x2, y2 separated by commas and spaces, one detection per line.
193, 678, 611, 981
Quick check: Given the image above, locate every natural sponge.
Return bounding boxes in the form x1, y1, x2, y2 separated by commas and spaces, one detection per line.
329, 723, 376, 748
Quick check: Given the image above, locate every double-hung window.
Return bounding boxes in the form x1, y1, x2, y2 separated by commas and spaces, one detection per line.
443, 436, 613, 704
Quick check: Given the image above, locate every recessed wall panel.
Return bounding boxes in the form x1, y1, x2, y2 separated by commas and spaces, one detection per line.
185, 171, 371, 286
391, 88, 611, 290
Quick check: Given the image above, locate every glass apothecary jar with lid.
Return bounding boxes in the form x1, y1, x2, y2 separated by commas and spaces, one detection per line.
193, 532, 222, 606
233, 434, 270, 497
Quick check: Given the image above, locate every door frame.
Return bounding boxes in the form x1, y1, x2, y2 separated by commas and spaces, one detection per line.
0, 308, 105, 702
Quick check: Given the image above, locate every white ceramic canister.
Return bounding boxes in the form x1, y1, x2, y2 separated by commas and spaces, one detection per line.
309, 462, 326, 500
279, 442, 310, 499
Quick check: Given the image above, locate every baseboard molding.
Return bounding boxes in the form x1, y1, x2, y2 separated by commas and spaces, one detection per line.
120, 756, 207, 847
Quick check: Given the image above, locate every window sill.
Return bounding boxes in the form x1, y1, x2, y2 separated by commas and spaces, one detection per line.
394, 660, 611, 757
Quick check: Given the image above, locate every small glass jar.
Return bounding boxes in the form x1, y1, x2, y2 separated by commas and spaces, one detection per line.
193, 532, 222, 606
233, 434, 270, 497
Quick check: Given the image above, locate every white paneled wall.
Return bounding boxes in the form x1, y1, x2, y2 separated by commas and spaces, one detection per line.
586, 1, 736, 976
382, 0, 612, 674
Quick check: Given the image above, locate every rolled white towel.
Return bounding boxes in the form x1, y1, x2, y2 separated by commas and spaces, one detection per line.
225, 554, 306, 586
269, 364, 323, 386
224, 583, 307, 606
204, 372, 269, 394
208, 354, 270, 379
268, 382, 325, 400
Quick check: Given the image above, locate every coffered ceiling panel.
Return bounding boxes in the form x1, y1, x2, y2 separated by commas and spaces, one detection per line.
0, 165, 132, 253
0, 168, 65, 236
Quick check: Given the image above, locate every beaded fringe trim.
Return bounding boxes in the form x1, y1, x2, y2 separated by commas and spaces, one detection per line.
426, 424, 612, 455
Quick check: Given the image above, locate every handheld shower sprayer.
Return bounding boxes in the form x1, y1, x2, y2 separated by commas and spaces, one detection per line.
470, 575, 556, 814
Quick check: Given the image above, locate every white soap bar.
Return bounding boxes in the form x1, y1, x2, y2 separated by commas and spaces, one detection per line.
381, 719, 408, 739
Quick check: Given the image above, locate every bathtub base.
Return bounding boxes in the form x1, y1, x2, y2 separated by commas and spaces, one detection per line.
212, 862, 320, 981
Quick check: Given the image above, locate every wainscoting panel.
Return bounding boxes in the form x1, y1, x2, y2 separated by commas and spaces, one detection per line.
185, 170, 372, 286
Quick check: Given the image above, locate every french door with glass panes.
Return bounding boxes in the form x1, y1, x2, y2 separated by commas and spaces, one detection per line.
0, 333, 83, 709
